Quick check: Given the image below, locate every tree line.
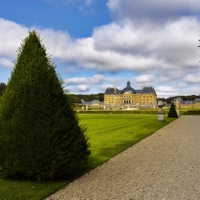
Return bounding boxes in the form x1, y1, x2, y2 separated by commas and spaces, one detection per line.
69, 93, 104, 103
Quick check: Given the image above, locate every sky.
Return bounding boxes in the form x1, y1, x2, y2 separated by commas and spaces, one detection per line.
1, 0, 200, 98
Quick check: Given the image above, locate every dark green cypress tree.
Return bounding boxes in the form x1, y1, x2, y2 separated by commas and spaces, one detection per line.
0, 31, 90, 180
0, 83, 7, 96
168, 102, 178, 118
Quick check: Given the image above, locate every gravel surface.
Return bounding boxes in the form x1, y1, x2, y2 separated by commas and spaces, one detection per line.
46, 116, 200, 200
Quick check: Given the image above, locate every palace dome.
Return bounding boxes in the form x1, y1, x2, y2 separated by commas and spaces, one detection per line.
121, 81, 136, 94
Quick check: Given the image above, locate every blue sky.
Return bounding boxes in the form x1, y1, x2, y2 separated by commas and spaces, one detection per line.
0, 0, 111, 38
1, 0, 200, 98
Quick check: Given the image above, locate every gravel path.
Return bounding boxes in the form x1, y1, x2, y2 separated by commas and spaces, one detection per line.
46, 116, 200, 200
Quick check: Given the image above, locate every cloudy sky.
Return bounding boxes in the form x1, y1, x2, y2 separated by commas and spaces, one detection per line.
1, 0, 200, 98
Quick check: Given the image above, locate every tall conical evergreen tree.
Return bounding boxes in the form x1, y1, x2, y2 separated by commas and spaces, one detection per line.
0, 31, 90, 180
0, 83, 6, 96
168, 102, 178, 118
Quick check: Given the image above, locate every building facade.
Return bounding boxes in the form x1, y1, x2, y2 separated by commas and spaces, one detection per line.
174, 97, 200, 108
104, 81, 157, 108
81, 99, 104, 108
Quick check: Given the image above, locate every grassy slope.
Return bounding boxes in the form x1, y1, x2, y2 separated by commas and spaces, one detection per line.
0, 114, 175, 200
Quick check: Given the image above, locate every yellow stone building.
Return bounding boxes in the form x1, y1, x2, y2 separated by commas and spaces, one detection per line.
104, 81, 157, 108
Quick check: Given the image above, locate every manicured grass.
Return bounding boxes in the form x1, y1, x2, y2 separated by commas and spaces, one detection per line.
81, 114, 175, 169
0, 114, 175, 200
0, 179, 65, 200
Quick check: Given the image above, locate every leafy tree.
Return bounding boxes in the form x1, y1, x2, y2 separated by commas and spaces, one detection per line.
0, 31, 90, 180
0, 83, 6, 96
69, 94, 82, 103
69, 93, 104, 104
168, 102, 178, 118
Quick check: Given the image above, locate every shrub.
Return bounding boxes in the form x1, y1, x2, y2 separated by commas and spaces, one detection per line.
77, 110, 159, 114
0, 31, 90, 180
168, 102, 178, 118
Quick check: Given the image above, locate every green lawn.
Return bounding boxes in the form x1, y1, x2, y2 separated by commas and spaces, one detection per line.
82, 114, 175, 169
0, 114, 175, 200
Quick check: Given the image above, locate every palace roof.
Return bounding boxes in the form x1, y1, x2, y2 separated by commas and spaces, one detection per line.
121, 81, 136, 94
104, 81, 156, 95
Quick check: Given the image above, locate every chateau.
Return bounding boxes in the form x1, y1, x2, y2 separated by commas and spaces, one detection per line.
104, 81, 157, 108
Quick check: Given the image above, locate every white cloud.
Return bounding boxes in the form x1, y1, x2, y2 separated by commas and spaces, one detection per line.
107, 0, 200, 21
156, 85, 200, 98
0, 58, 13, 68
64, 75, 122, 93
1, 11, 200, 97
78, 84, 90, 92
184, 73, 200, 84
65, 77, 88, 85
2, 17, 199, 80
68, 75, 120, 84
37, 28, 72, 59
156, 86, 175, 93
0, 18, 28, 58
135, 74, 155, 83
93, 18, 199, 71
155, 85, 178, 98
98, 84, 110, 91
89, 74, 105, 84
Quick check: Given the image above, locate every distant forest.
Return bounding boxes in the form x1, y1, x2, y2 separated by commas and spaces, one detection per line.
1, 82, 200, 104
69, 93, 104, 104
